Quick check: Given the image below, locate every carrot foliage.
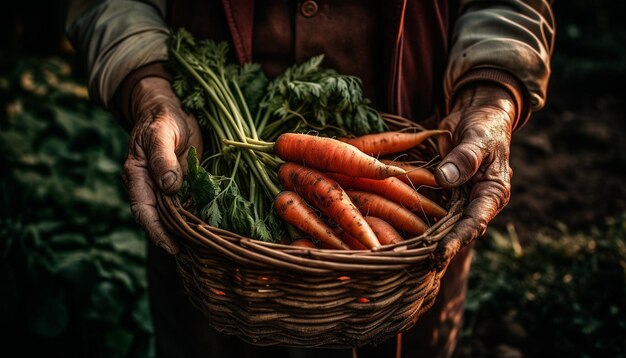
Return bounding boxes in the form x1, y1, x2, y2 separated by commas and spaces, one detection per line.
258, 54, 386, 140
168, 28, 385, 242
183, 147, 278, 241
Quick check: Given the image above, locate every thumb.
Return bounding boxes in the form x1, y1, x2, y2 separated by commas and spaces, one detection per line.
434, 140, 485, 189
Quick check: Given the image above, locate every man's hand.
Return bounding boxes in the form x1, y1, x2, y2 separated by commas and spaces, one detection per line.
433, 84, 516, 270
122, 77, 203, 255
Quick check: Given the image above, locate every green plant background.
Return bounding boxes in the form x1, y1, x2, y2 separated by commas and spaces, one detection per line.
1, 1, 625, 357
0, 59, 153, 357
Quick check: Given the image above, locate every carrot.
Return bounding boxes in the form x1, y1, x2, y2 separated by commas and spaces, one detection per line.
290, 238, 318, 248
379, 159, 439, 188
278, 163, 381, 249
336, 229, 369, 250
337, 130, 450, 156
274, 133, 406, 179
327, 173, 447, 218
319, 231, 368, 250
346, 190, 429, 235
274, 191, 350, 250
365, 216, 404, 245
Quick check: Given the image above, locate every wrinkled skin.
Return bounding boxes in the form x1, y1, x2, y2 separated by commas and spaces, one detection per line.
433, 83, 516, 271
122, 77, 203, 255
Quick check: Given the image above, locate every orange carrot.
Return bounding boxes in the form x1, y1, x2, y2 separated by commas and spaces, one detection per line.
365, 216, 404, 245
346, 190, 429, 235
278, 163, 381, 249
337, 130, 450, 156
379, 159, 439, 188
327, 173, 447, 218
336, 229, 369, 250
319, 230, 368, 250
274, 133, 406, 179
290, 238, 318, 248
274, 191, 350, 250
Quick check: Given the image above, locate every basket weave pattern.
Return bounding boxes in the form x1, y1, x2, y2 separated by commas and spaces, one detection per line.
156, 114, 465, 347
158, 192, 463, 348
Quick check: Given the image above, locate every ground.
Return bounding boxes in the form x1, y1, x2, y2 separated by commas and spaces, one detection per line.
454, 81, 626, 357
490, 85, 626, 242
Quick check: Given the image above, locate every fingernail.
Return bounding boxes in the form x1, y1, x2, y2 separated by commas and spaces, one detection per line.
440, 162, 460, 184
161, 171, 177, 191
157, 241, 173, 254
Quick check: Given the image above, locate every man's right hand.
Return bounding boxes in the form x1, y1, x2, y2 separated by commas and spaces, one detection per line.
122, 77, 203, 255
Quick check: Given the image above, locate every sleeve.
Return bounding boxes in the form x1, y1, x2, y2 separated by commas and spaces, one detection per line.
65, 0, 170, 110
445, 0, 555, 128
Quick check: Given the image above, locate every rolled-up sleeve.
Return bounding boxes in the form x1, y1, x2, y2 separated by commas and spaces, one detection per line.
66, 0, 169, 109
445, 0, 555, 113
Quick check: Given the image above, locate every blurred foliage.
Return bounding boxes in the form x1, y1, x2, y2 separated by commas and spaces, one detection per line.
552, 0, 626, 86
0, 58, 153, 357
462, 216, 626, 357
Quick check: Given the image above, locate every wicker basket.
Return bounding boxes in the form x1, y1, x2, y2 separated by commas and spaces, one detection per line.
156, 114, 466, 348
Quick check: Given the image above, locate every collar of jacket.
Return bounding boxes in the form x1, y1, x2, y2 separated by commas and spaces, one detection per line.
220, 0, 408, 115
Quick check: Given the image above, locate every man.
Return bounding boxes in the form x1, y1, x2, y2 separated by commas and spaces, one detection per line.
66, 1, 554, 356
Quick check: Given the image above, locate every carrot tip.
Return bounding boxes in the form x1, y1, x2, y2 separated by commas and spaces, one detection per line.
386, 164, 407, 177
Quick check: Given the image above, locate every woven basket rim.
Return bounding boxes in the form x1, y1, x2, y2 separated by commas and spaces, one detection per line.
157, 188, 465, 274
154, 113, 470, 347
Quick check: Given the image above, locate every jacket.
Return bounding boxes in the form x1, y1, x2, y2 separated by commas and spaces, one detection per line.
66, 0, 555, 129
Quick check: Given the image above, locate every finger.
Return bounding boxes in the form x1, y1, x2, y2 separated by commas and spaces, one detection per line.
433, 216, 476, 272
435, 139, 485, 189
124, 155, 179, 255
433, 176, 511, 271
142, 120, 184, 195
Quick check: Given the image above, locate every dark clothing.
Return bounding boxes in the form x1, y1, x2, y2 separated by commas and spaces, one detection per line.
251, 0, 386, 109
167, 0, 454, 124
149, 1, 473, 357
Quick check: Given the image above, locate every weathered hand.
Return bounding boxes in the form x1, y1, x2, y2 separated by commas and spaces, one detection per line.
433, 84, 516, 270
122, 77, 203, 254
